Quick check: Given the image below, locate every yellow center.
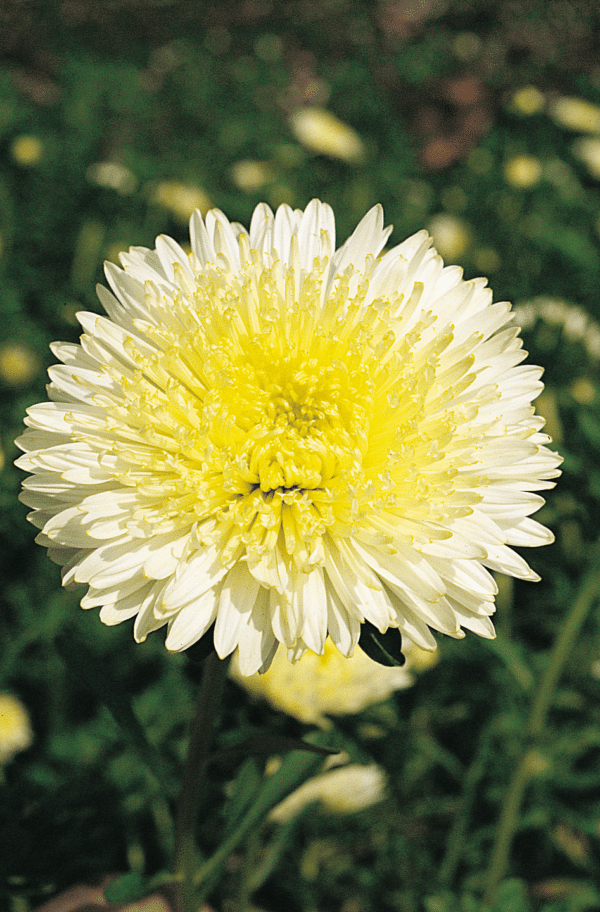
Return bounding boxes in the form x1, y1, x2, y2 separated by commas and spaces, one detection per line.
103, 242, 483, 578
207, 354, 369, 495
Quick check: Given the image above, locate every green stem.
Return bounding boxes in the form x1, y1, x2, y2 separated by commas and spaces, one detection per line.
483, 550, 600, 908
173, 651, 228, 912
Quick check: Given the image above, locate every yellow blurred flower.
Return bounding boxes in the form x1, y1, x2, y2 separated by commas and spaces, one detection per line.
0, 342, 40, 387
231, 636, 435, 727
549, 96, 600, 133
504, 155, 542, 189
473, 248, 501, 274
230, 160, 275, 192
152, 181, 211, 223
572, 137, 600, 180
570, 378, 596, 405
0, 693, 33, 764
290, 108, 365, 163
427, 213, 471, 261
270, 760, 385, 822
512, 86, 545, 116
10, 135, 43, 166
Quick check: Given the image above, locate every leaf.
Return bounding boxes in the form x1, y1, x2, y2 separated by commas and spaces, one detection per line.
492, 878, 532, 912
359, 622, 406, 667
211, 733, 340, 766
104, 872, 148, 904
194, 730, 337, 902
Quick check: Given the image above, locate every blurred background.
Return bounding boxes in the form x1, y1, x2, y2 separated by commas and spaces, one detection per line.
2, 1, 600, 910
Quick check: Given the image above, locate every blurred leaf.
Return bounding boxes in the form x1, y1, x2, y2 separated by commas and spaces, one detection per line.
492, 878, 532, 911
194, 730, 336, 902
104, 872, 148, 904
211, 733, 339, 766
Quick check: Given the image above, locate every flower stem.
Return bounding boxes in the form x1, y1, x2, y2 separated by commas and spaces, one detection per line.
483, 548, 600, 907
173, 650, 229, 912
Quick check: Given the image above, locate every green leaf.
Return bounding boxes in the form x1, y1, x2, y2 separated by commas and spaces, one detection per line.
211, 733, 339, 766
359, 622, 406, 667
194, 730, 337, 902
104, 872, 148, 904
492, 878, 532, 912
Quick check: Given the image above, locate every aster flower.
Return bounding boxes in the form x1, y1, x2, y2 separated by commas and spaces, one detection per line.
17, 200, 562, 675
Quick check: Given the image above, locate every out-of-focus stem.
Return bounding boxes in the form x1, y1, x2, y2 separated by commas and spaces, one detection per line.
483, 550, 600, 907
173, 651, 228, 912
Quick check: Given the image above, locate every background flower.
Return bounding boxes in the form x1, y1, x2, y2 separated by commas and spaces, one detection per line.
231, 636, 436, 727
0, 693, 33, 765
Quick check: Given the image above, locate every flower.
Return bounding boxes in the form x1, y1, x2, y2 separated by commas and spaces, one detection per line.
0, 341, 41, 387
231, 636, 435, 727
269, 760, 386, 822
426, 213, 471, 261
549, 96, 600, 134
0, 693, 33, 764
503, 155, 543, 189
17, 200, 562, 675
152, 181, 211, 224
289, 108, 365, 163
10, 135, 43, 167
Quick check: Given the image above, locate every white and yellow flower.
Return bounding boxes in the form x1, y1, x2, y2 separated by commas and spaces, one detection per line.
17, 201, 562, 675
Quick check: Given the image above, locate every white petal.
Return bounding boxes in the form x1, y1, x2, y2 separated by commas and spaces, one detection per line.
165, 588, 219, 651
214, 563, 261, 658
331, 204, 391, 276
160, 545, 229, 611
297, 199, 336, 272
190, 209, 216, 265
235, 587, 278, 676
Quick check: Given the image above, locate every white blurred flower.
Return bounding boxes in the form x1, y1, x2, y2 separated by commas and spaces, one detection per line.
230, 160, 275, 192
0, 342, 41, 387
512, 297, 600, 360
572, 137, 600, 180
152, 181, 211, 224
87, 162, 138, 195
504, 155, 543, 189
512, 86, 545, 116
270, 760, 386, 822
10, 135, 43, 166
290, 108, 365, 163
549, 97, 600, 133
427, 213, 471, 261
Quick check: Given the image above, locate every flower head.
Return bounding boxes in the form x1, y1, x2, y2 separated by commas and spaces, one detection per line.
17, 201, 562, 675
231, 636, 434, 727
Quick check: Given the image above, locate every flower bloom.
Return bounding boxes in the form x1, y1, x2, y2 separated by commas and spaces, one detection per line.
231, 636, 434, 727
269, 760, 386, 822
17, 201, 562, 675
